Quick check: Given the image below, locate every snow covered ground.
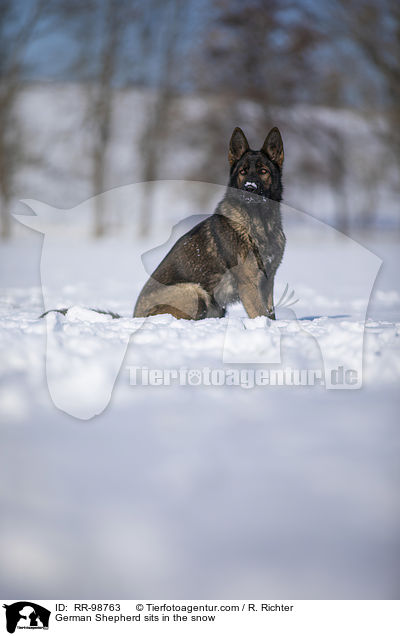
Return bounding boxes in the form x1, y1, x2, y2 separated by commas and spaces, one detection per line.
0, 217, 399, 599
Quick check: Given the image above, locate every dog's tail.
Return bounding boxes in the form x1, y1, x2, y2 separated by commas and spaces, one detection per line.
39, 308, 121, 319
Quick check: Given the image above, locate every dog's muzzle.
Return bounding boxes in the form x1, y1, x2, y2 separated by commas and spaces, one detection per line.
243, 181, 258, 193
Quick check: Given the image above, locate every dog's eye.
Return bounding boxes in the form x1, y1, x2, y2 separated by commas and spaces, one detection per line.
239, 169, 247, 175
259, 169, 269, 175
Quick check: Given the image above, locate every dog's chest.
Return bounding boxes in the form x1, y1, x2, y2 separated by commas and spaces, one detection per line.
249, 216, 285, 273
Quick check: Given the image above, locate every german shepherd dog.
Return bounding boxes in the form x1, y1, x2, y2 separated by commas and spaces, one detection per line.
134, 127, 285, 320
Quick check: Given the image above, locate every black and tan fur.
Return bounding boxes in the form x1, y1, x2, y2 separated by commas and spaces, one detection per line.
134, 127, 286, 320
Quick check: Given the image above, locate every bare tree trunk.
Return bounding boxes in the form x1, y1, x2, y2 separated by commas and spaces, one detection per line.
0, 126, 11, 238
0, 0, 49, 239
334, 186, 350, 236
0, 197, 10, 239
138, 0, 183, 237
138, 92, 173, 237
323, 129, 349, 235
335, 0, 400, 227
92, 146, 108, 237
91, 0, 121, 237
331, 167, 349, 235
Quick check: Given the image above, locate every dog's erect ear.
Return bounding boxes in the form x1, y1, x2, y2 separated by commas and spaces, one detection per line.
261, 127, 284, 169
229, 127, 250, 166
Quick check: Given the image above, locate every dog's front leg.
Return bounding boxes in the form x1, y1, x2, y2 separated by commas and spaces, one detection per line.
236, 255, 269, 319
260, 274, 276, 319
238, 283, 266, 318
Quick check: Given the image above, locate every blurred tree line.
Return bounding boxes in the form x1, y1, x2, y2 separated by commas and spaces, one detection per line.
0, 0, 399, 238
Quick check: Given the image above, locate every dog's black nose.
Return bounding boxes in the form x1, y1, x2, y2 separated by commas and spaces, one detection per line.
243, 182, 258, 192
